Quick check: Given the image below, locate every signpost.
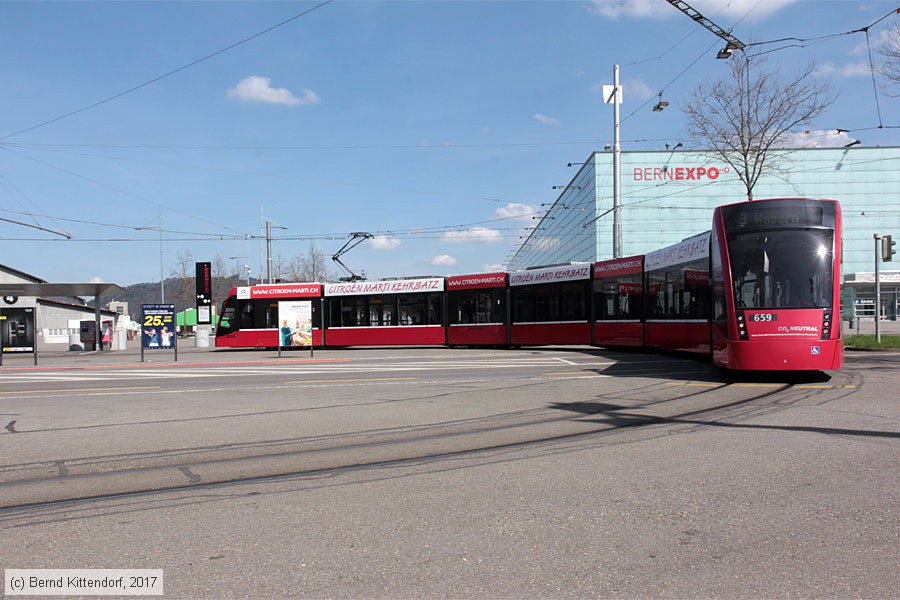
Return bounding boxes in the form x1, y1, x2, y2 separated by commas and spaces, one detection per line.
277, 300, 313, 358
196, 261, 212, 325
141, 304, 177, 362
195, 261, 213, 348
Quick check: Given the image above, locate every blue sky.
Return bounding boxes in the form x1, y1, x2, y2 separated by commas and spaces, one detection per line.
1, 0, 898, 287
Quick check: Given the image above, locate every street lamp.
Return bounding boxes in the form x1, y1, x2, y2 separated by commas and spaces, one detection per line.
652, 93, 669, 111
229, 256, 252, 286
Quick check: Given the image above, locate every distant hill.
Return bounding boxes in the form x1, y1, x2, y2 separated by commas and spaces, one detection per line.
95, 275, 255, 316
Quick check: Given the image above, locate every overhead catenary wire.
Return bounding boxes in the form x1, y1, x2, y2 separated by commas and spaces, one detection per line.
0, 145, 250, 237
0, 0, 337, 141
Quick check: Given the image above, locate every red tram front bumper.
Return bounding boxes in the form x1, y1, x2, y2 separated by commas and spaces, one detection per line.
715, 338, 843, 371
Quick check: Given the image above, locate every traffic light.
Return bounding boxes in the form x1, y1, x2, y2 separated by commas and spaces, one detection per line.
883, 235, 897, 262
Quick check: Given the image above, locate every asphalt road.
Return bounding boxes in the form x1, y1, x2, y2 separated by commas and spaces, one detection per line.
1, 346, 898, 598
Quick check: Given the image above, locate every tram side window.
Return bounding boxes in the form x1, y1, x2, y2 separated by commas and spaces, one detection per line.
514, 283, 587, 323
594, 280, 617, 321
621, 279, 643, 319
427, 293, 442, 325
647, 272, 667, 319
594, 276, 642, 321
681, 260, 709, 319
398, 294, 425, 325
239, 300, 254, 329
218, 299, 238, 334
449, 293, 472, 324
450, 290, 501, 325
560, 282, 586, 321
330, 297, 367, 327
647, 261, 708, 320
711, 228, 727, 327
513, 288, 536, 323
534, 286, 560, 321
475, 291, 500, 323
369, 297, 396, 327
259, 301, 278, 329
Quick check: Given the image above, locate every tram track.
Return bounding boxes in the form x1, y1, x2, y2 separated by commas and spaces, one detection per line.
0, 379, 798, 512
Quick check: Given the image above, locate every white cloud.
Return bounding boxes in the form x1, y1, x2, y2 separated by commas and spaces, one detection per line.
589, 0, 798, 21
815, 61, 872, 78
427, 255, 457, 267
624, 78, 656, 102
370, 236, 402, 250
533, 113, 562, 126
776, 129, 857, 149
228, 76, 320, 106
591, 78, 654, 102
443, 228, 503, 243
690, 0, 799, 21
89, 276, 104, 284
483, 263, 506, 272
589, 0, 661, 19
495, 202, 539, 221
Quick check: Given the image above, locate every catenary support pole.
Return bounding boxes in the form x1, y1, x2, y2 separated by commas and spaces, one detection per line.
613, 64, 622, 259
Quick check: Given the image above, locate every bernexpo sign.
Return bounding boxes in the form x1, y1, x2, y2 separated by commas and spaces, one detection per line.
633, 165, 730, 182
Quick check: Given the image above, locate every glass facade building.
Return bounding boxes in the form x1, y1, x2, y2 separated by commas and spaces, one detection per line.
509, 146, 900, 321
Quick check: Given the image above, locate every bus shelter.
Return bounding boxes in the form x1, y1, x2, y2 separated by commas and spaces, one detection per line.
0, 282, 126, 355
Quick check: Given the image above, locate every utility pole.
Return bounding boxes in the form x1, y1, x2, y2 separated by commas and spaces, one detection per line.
875, 233, 882, 343
267, 221, 273, 284
602, 66, 623, 258
265, 219, 287, 284
159, 208, 165, 303
612, 65, 622, 258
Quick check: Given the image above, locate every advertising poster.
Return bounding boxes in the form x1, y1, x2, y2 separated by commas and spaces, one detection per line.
1, 308, 35, 353
79, 321, 96, 345
141, 304, 176, 350
278, 301, 312, 347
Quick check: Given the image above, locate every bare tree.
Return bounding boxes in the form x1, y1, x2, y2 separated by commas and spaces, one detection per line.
169, 250, 194, 313
683, 53, 834, 200
210, 254, 233, 308
877, 24, 900, 93
280, 243, 334, 282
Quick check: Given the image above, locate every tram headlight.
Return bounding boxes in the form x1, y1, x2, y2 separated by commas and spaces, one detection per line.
816, 245, 829, 259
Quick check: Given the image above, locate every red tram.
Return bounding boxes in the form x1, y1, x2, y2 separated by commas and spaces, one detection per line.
592, 255, 644, 347
508, 263, 592, 346
215, 283, 323, 348
711, 198, 842, 370
446, 272, 507, 346
323, 277, 445, 347
214, 198, 842, 371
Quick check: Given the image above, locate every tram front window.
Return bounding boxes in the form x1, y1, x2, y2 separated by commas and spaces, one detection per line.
729, 230, 834, 310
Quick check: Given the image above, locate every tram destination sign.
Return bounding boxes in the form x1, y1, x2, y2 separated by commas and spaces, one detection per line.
722, 202, 830, 232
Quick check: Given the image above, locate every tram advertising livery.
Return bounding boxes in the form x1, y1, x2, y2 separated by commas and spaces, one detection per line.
215, 198, 843, 372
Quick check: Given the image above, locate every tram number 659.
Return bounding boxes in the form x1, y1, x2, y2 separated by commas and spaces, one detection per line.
750, 313, 778, 322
